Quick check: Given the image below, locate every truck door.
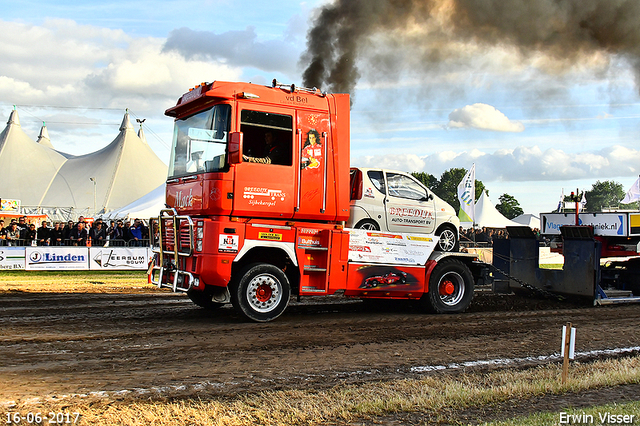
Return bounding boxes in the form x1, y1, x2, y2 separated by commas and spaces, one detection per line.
293, 110, 332, 221
232, 107, 296, 218
383, 171, 437, 234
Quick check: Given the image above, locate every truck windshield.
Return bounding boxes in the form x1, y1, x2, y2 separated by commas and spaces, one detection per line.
168, 104, 231, 177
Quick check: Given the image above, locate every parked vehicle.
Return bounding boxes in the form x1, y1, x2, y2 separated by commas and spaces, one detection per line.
348, 167, 460, 252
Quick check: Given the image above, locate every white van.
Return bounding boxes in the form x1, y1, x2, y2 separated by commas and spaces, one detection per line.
348, 167, 460, 252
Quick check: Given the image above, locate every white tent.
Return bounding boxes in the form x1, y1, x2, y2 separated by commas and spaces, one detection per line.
0, 109, 67, 205
512, 213, 540, 229
103, 183, 166, 220
460, 192, 522, 228
0, 109, 167, 215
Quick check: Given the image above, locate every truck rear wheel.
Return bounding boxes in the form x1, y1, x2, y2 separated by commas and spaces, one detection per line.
231, 263, 291, 322
421, 259, 473, 313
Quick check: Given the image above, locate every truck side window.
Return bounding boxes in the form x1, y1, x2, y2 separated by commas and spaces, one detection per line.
386, 173, 428, 201
240, 110, 293, 166
367, 171, 386, 194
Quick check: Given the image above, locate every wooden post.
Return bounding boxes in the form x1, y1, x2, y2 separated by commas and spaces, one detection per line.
562, 322, 572, 384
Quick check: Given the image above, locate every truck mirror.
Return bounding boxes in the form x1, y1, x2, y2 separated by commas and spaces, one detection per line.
228, 131, 243, 164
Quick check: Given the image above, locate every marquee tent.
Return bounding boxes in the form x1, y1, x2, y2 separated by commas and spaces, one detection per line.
513, 213, 540, 229
460, 191, 521, 228
0, 109, 167, 216
0, 109, 67, 205
103, 183, 166, 220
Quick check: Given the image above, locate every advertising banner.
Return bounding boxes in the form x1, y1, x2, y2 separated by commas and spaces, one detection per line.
0, 247, 25, 270
348, 229, 438, 265
26, 247, 89, 270
89, 247, 152, 270
0, 198, 20, 212
542, 213, 627, 237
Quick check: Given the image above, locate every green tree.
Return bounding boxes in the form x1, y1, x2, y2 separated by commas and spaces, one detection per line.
432, 168, 485, 212
584, 181, 627, 212
411, 172, 437, 190
495, 193, 524, 219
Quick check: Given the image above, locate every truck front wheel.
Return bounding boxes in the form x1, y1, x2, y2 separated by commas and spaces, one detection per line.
231, 263, 291, 322
187, 288, 225, 310
421, 259, 474, 314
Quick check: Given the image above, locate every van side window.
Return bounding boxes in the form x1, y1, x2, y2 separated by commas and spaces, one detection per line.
240, 110, 292, 166
386, 173, 427, 201
367, 171, 386, 194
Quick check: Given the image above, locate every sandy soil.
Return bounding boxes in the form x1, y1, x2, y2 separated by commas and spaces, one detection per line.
1, 290, 639, 422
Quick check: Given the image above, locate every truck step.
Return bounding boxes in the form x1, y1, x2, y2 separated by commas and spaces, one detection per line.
304, 266, 327, 272
298, 245, 328, 251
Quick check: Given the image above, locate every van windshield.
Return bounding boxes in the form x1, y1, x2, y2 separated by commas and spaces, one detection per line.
168, 104, 231, 178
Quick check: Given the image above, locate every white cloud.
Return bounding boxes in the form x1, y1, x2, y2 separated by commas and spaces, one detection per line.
352, 145, 640, 182
448, 103, 525, 132
0, 19, 242, 112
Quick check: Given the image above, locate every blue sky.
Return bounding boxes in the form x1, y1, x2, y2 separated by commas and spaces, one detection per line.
2, 0, 640, 216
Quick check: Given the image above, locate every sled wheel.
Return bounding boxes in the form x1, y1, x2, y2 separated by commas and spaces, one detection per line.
422, 259, 474, 313
231, 263, 291, 322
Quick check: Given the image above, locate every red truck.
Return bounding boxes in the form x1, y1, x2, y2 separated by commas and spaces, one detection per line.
149, 80, 486, 322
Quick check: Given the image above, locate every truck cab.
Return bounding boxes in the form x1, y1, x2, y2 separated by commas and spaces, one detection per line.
348, 167, 460, 252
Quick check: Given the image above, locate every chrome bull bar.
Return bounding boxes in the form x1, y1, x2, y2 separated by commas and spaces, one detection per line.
150, 208, 196, 292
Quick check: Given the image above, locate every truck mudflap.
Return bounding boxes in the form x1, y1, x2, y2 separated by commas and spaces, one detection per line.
149, 208, 197, 292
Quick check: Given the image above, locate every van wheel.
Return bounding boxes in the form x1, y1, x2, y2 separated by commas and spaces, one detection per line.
436, 226, 459, 252
420, 259, 474, 314
355, 219, 380, 230
231, 263, 291, 322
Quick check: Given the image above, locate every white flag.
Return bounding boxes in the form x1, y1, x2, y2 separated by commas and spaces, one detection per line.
457, 164, 475, 223
556, 189, 564, 212
621, 176, 640, 204
579, 192, 587, 212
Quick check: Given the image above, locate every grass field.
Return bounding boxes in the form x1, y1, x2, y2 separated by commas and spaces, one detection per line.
4, 356, 640, 425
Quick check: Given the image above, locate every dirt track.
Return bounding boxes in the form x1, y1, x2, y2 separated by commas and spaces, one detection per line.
1, 290, 639, 405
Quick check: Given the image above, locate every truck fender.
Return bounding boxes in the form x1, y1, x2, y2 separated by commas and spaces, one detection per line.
234, 239, 298, 266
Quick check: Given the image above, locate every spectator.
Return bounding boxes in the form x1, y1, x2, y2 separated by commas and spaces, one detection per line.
123, 221, 133, 244
109, 220, 126, 246
129, 219, 143, 247
50, 222, 64, 246
62, 220, 74, 245
17, 217, 28, 245
0, 220, 5, 246
37, 221, 51, 246
5, 223, 20, 246
69, 222, 88, 246
150, 219, 159, 247
106, 221, 116, 240
24, 224, 37, 246
140, 219, 149, 246
89, 222, 107, 246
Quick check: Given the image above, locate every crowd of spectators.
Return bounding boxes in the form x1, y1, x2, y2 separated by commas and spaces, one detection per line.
459, 227, 545, 246
0, 216, 157, 247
